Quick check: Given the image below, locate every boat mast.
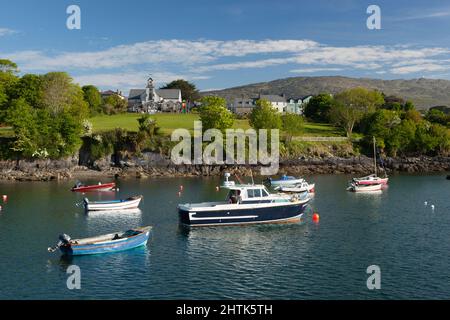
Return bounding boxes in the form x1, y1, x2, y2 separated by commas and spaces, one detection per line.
373, 136, 377, 177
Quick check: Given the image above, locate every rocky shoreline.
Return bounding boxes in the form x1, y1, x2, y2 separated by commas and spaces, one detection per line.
0, 153, 449, 182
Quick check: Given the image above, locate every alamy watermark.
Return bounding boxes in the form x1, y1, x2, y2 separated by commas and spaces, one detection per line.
366, 265, 381, 290
171, 121, 280, 175
66, 265, 81, 290
367, 5, 381, 30
66, 5, 81, 30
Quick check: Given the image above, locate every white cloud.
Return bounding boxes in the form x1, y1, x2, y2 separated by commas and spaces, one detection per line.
391, 9, 450, 21
290, 67, 343, 73
73, 71, 205, 93
4, 39, 318, 72
3, 38, 450, 92
0, 28, 17, 37
391, 63, 450, 74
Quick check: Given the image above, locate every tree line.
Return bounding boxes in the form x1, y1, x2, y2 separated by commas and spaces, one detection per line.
303, 88, 450, 156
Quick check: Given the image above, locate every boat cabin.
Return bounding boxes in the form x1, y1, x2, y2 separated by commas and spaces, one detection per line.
224, 184, 276, 204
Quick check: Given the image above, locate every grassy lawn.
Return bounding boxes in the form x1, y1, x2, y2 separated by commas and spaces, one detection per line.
302, 122, 343, 137
90, 113, 344, 137
0, 126, 14, 138
90, 113, 251, 135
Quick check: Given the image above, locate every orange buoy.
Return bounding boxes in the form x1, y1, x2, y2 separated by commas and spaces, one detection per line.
216, 186, 220, 192
312, 213, 320, 222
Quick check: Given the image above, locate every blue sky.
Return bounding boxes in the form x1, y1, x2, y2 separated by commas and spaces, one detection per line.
1, 0, 450, 93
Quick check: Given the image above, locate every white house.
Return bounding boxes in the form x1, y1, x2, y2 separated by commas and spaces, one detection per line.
259, 94, 288, 113
128, 78, 182, 113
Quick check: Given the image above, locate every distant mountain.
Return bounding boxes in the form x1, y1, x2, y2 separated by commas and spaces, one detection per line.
203, 76, 450, 110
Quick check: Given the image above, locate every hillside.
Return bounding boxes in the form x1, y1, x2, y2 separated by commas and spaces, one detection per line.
203, 76, 450, 109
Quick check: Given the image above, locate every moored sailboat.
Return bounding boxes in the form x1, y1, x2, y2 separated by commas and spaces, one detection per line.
351, 136, 388, 188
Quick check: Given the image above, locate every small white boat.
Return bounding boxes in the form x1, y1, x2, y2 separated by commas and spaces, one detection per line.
83, 195, 143, 211
268, 175, 305, 186
351, 137, 389, 187
275, 181, 315, 193
347, 183, 382, 193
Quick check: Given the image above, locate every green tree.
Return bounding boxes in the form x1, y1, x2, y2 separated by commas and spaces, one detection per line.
282, 113, 304, 143
0, 59, 18, 74
330, 88, 384, 137
102, 94, 128, 115
42, 72, 89, 118
160, 79, 200, 103
425, 109, 448, 126
0, 59, 19, 117
5, 99, 39, 157
9, 74, 45, 108
304, 93, 334, 122
430, 124, 450, 155
82, 85, 103, 116
249, 99, 282, 131
198, 96, 234, 132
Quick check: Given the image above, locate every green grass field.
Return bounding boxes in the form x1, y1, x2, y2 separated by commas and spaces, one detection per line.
0, 126, 13, 138
89, 113, 342, 137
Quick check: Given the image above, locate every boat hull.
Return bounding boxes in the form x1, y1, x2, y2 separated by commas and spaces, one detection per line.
84, 197, 142, 211
71, 182, 116, 192
348, 184, 382, 192
278, 184, 315, 193
59, 227, 151, 256
270, 179, 304, 186
178, 202, 307, 227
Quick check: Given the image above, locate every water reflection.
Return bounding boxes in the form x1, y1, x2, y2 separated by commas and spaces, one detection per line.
85, 209, 143, 233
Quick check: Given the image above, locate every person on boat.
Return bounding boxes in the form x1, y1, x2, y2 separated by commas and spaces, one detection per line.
229, 190, 242, 204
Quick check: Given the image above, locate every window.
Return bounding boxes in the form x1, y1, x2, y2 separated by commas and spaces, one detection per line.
247, 189, 261, 198
262, 189, 269, 197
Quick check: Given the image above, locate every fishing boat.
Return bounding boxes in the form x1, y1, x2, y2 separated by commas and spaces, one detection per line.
352, 137, 389, 186
71, 182, 116, 192
275, 181, 315, 193
347, 182, 382, 193
266, 175, 305, 187
48, 226, 152, 256
83, 195, 143, 211
178, 173, 311, 227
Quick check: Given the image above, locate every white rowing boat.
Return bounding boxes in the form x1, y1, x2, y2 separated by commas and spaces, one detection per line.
83, 195, 143, 211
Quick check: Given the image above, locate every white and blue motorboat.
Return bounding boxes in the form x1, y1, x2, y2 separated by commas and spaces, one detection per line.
266, 175, 305, 187
178, 173, 311, 227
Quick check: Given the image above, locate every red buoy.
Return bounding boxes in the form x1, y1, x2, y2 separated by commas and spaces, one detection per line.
2, 195, 7, 203
312, 213, 320, 222
180, 185, 184, 191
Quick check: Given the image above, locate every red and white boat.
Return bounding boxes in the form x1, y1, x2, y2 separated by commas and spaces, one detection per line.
347, 182, 382, 193
353, 174, 388, 185
351, 137, 389, 188
71, 182, 116, 192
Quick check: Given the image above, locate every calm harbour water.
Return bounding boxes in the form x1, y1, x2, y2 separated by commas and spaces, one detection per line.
0, 173, 449, 300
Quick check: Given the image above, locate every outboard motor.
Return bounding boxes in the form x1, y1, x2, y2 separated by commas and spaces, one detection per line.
48, 234, 71, 253
58, 234, 71, 245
